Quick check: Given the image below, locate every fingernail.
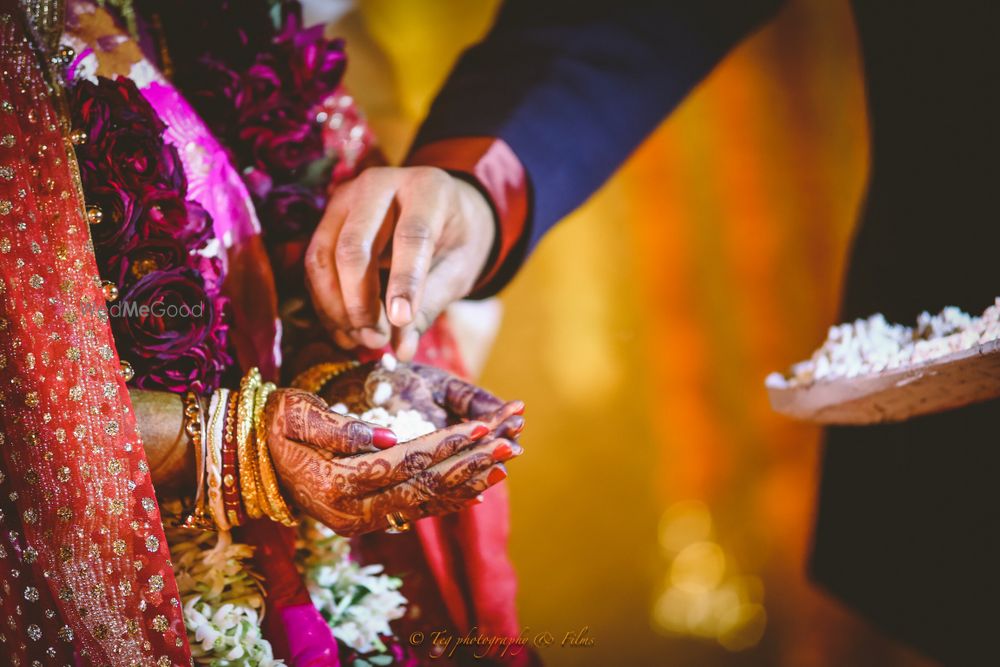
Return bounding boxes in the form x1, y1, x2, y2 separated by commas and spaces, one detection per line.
492, 442, 513, 461
373, 427, 397, 449
470, 424, 489, 440
513, 402, 525, 416
465, 494, 485, 507
390, 297, 412, 326
487, 465, 507, 486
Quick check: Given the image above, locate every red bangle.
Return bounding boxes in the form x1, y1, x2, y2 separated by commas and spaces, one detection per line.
221, 391, 246, 527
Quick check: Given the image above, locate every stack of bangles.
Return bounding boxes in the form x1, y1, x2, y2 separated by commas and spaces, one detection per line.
181, 367, 297, 530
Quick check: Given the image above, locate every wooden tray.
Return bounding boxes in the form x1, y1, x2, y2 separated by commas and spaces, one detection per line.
767, 337, 1000, 424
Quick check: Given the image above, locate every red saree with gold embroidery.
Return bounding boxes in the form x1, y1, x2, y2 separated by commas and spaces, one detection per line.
0, 3, 190, 663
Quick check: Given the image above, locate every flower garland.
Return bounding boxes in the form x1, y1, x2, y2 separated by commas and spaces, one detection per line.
70, 75, 232, 392
162, 509, 412, 667
296, 520, 408, 657
165, 519, 281, 666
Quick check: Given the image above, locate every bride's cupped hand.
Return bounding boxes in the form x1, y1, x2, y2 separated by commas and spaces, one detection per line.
263, 387, 523, 536
319, 359, 526, 431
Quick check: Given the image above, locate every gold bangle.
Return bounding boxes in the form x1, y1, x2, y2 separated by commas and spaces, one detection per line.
255, 381, 297, 526
237, 367, 265, 519
290, 360, 359, 394
205, 389, 231, 531
181, 390, 213, 531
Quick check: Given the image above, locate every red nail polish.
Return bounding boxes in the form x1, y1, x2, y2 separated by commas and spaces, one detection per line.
513, 403, 525, 416
470, 424, 489, 440
487, 466, 507, 486
492, 443, 513, 461
373, 427, 397, 449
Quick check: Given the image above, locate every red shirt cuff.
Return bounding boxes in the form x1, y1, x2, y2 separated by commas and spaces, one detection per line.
407, 137, 527, 293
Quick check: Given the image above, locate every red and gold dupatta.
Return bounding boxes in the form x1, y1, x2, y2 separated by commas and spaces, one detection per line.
0, 2, 190, 664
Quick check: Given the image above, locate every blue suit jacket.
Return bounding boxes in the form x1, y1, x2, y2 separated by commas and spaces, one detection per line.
413, 0, 782, 293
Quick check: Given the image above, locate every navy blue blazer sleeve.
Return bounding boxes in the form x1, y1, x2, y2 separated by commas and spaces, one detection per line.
412, 0, 783, 294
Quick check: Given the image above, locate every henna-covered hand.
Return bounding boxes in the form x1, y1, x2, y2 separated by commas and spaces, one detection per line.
264, 388, 523, 536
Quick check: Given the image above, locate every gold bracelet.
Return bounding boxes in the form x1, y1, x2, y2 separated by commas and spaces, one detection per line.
290, 360, 359, 394
205, 389, 231, 532
181, 390, 213, 531
236, 367, 265, 519
255, 381, 297, 526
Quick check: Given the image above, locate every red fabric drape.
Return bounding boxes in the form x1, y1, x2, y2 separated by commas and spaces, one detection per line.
0, 5, 190, 664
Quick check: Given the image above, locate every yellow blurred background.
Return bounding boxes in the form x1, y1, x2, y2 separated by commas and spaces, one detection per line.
335, 1, 939, 665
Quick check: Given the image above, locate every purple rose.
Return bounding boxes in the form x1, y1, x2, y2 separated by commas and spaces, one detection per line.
112, 268, 230, 392
154, 142, 188, 195
113, 268, 215, 359
108, 236, 190, 288
238, 56, 285, 114
188, 254, 225, 294
71, 76, 165, 148
280, 29, 346, 106
258, 183, 323, 240
133, 315, 231, 394
183, 56, 243, 135
72, 77, 186, 194
238, 112, 323, 175
83, 177, 142, 257
105, 130, 185, 194
138, 194, 214, 248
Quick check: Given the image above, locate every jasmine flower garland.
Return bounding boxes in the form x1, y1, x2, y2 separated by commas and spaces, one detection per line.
164, 508, 409, 666
165, 516, 281, 666
296, 519, 408, 654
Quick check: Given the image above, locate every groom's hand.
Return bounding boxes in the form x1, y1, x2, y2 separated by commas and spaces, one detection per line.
306, 166, 495, 359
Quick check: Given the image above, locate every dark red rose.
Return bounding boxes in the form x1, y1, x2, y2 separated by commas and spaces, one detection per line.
70, 77, 185, 194
238, 111, 323, 175
108, 236, 190, 289
238, 56, 285, 114
258, 183, 323, 241
137, 194, 213, 247
83, 177, 142, 257
277, 22, 346, 106
112, 268, 214, 360
182, 56, 243, 136
105, 130, 185, 194
112, 268, 230, 392
131, 311, 231, 394
70, 76, 165, 150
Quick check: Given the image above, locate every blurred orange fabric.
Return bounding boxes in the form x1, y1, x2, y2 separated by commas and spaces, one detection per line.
339, 1, 938, 665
